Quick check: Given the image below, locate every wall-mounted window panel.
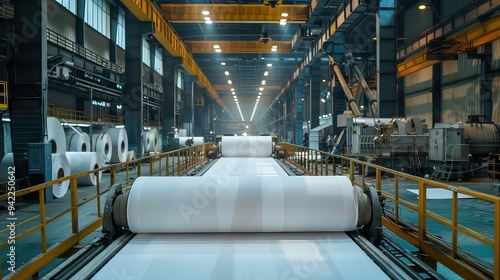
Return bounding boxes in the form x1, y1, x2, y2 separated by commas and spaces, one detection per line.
142, 38, 151, 67
84, 0, 109, 38
177, 68, 183, 90
116, 8, 126, 49
154, 48, 163, 75
55, 0, 76, 14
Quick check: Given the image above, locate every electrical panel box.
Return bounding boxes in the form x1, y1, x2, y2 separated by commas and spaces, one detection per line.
28, 143, 52, 175
28, 143, 53, 201
429, 128, 468, 162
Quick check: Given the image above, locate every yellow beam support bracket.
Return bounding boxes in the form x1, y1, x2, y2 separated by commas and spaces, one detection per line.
397, 51, 439, 78
160, 4, 309, 23
120, 0, 236, 120
0, 80, 8, 110
185, 40, 291, 53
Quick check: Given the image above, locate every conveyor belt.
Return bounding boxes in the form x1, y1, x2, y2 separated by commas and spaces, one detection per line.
91, 155, 390, 279
203, 157, 289, 177
92, 232, 390, 279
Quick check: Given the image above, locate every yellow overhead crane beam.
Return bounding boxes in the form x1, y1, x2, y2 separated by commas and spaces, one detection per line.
160, 4, 309, 23
120, 0, 236, 120
397, 13, 500, 77
185, 41, 291, 53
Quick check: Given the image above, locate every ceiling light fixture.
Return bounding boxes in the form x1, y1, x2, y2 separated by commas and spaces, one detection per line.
271, 45, 278, 51
258, 92, 263, 95
224, 71, 229, 75
221, 62, 226, 66
281, 12, 288, 17
213, 45, 220, 49
232, 91, 236, 95
267, 63, 272, 67
202, 10, 210, 15
205, 19, 212, 24
261, 80, 266, 85
259, 87, 264, 91
231, 88, 234, 91
215, 48, 221, 52
264, 71, 269, 76
228, 80, 232, 84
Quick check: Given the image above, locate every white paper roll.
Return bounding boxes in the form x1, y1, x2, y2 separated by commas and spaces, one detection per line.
51, 153, 70, 198
148, 128, 159, 153
127, 175, 358, 233
92, 133, 113, 162
178, 137, 204, 148
102, 128, 128, 163
127, 151, 136, 161
221, 136, 272, 157
142, 131, 150, 153
47, 117, 66, 154
66, 152, 103, 186
0, 153, 14, 183
66, 132, 90, 152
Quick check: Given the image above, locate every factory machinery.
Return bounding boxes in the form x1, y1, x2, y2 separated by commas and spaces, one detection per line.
337, 113, 500, 179
40, 136, 444, 280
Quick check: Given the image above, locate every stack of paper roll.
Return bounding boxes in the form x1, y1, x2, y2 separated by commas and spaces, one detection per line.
66, 152, 103, 186
102, 128, 128, 163
143, 129, 159, 153
51, 153, 70, 198
65, 130, 90, 152
92, 133, 113, 162
47, 117, 66, 154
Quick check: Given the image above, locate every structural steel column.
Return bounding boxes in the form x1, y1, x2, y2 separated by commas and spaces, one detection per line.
183, 75, 194, 135
109, 4, 118, 64
7, 0, 47, 155
76, 0, 86, 46
309, 61, 321, 149
480, 43, 493, 121
162, 55, 181, 139
376, 0, 398, 117
431, 64, 442, 126
295, 80, 303, 145
123, 13, 147, 154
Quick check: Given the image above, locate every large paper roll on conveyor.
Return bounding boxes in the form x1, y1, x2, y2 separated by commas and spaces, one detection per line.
51, 153, 70, 198
65, 132, 90, 152
221, 136, 273, 157
47, 117, 66, 154
66, 152, 103, 186
92, 133, 113, 162
125, 175, 358, 233
102, 128, 128, 163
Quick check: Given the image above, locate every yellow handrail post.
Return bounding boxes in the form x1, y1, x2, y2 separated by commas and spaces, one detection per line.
349, 160, 355, 183
166, 153, 170, 176
495, 200, 500, 279
418, 180, 427, 249
452, 191, 458, 258
149, 156, 154, 176
70, 177, 79, 234
39, 189, 47, 253
137, 159, 142, 178
110, 166, 116, 185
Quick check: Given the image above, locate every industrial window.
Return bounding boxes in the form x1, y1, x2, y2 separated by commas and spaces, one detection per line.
142, 38, 151, 67
55, 0, 76, 14
154, 48, 163, 75
116, 8, 126, 49
84, 0, 109, 38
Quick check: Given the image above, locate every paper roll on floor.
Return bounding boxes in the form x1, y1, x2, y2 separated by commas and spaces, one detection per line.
66, 132, 90, 152
0, 153, 13, 183
148, 129, 159, 153
127, 175, 358, 233
51, 153, 70, 198
127, 151, 136, 161
221, 136, 272, 157
102, 128, 128, 163
47, 117, 66, 154
92, 133, 113, 161
142, 132, 150, 153
178, 137, 204, 148
66, 152, 103, 186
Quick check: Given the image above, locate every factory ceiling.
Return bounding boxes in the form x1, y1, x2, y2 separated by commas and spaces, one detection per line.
151, 0, 422, 123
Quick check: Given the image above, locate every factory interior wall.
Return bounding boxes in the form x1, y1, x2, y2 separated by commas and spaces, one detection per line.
492, 74, 500, 124
47, 0, 76, 41
404, 92, 433, 128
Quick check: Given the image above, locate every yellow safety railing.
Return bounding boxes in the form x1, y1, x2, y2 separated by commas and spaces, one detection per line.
0, 143, 212, 279
280, 142, 499, 280
0, 81, 7, 110
47, 104, 123, 125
